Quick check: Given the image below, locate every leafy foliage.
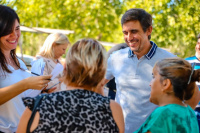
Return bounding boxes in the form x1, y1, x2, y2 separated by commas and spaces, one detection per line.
0, 0, 199, 58
123, 0, 200, 57
6, 0, 125, 56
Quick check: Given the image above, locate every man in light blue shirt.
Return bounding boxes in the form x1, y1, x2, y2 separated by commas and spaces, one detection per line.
103, 8, 175, 133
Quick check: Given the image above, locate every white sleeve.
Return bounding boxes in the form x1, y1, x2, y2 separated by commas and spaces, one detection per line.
22, 89, 41, 98
31, 58, 46, 75
18, 58, 42, 97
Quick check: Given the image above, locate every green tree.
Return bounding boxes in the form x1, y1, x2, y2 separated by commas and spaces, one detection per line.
1, 0, 199, 58
4, 0, 124, 55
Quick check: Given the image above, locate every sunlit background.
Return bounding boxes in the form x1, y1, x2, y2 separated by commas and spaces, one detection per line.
1, 0, 200, 58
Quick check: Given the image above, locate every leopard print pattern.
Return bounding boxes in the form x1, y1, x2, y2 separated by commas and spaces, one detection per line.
23, 89, 119, 133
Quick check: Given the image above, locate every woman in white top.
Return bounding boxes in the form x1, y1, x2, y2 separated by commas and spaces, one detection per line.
0, 5, 51, 133
31, 33, 70, 92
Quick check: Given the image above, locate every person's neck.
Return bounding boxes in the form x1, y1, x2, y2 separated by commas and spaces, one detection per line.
158, 95, 186, 107
135, 41, 152, 59
67, 86, 84, 90
195, 52, 200, 60
2, 50, 11, 59
66, 85, 95, 92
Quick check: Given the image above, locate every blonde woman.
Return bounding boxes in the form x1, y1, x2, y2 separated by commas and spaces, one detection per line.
17, 39, 124, 133
31, 33, 70, 92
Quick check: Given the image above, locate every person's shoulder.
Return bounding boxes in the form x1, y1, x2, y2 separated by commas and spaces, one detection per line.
108, 47, 129, 62
17, 57, 24, 63
185, 56, 196, 60
22, 97, 35, 111
147, 105, 173, 122
17, 57, 27, 69
107, 43, 128, 57
110, 47, 129, 56
35, 56, 48, 61
110, 100, 123, 118
110, 100, 125, 132
110, 100, 121, 108
108, 43, 128, 54
152, 106, 167, 114
33, 56, 50, 64
154, 104, 183, 115
156, 47, 176, 57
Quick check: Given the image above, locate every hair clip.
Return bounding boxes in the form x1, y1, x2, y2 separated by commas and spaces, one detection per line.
187, 63, 196, 84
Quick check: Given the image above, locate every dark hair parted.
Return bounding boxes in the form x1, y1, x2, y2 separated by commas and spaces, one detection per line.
0, 5, 19, 37
0, 5, 21, 75
155, 57, 200, 101
64, 39, 107, 90
121, 8, 152, 40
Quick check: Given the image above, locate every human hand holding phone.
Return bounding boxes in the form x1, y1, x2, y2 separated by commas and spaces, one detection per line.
42, 81, 61, 93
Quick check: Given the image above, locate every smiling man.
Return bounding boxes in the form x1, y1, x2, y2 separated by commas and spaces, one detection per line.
103, 8, 175, 133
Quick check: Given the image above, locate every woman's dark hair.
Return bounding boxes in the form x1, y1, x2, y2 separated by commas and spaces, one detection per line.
155, 57, 200, 101
0, 5, 21, 75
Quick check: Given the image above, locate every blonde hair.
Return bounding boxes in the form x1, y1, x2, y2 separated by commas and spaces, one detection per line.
38, 33, 70, 59
155, 57, 200, 100
64, 39, 107, 90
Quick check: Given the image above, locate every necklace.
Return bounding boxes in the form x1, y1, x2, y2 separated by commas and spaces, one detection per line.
7, 57, 18, 70
7, 58, 11, 64
7, 57, 13, 65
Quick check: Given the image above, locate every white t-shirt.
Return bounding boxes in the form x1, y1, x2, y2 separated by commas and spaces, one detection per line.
0, 58, 39, 133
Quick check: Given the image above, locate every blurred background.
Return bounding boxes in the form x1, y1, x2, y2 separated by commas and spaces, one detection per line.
1, 0, 200, 58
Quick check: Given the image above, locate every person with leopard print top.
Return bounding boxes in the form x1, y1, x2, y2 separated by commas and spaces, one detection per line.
17, 39, 125, 133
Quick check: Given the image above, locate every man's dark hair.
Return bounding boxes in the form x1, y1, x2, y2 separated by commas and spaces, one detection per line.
121, 8, 152, 40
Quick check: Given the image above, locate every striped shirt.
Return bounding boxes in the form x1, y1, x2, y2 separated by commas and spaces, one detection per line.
128, 41, 157, 59
185, 56, 200, 70
185, 56, 200, 106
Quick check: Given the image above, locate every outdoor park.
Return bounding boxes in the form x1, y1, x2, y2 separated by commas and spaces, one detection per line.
1, 1, 200, 133
1, 0, 200, 58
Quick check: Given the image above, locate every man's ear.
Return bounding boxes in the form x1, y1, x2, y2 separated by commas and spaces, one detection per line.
146, 26, 153, 36
162, 79, 173, 93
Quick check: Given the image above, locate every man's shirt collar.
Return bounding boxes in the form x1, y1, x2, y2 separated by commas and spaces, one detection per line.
128, 41, 157, 60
